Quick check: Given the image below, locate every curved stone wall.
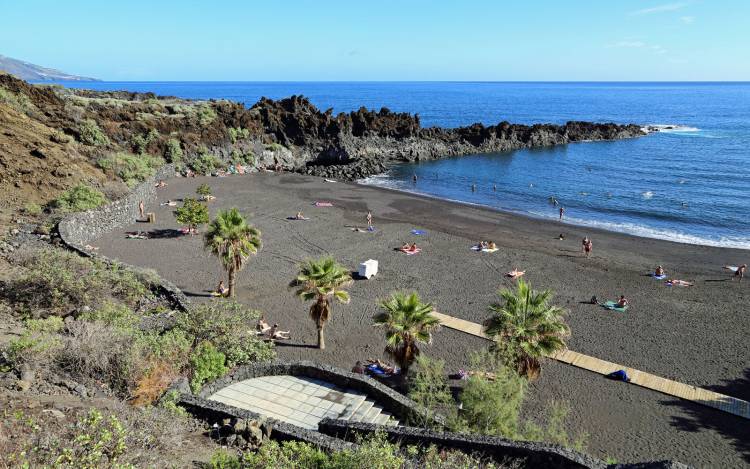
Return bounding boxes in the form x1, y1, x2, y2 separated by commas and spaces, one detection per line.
57, 164, 190, 311
197, 360, 438, 426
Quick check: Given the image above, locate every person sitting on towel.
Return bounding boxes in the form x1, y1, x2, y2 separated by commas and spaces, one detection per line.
487, 241, 497, 250
352, 361, 366, 374
616, 295, 628, 308
295, 211, 305, 220
655, 265, 664, 276
401, 243, 410, 250
269, 324, 291, 340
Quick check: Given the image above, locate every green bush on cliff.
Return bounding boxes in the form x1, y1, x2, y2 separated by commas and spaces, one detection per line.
54, 183, 107, 212
230, 149, 254, 166
164, 138, 183, 163
228, 126, 250, 143
78, 118, 109, 146
189, 152, 222, 175
189, 341, 227, 392
0, 88, 35, 114
98, 152, 164, 187
197, 103, 217, 126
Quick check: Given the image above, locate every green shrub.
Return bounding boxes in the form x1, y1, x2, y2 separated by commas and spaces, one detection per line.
78, 118, 109, 146
189, 341, 227, 392
4, 248, 149, 315
23, 202, 42, 215
196, 183, 212, 197
98, 152, 164, 187
164, 138, 183, 163
174, 198, 209, 233
131, 134, 148, 155
54, 183, 107, 212
175, 301, 275, 368
51, 130, 73, 144
230, 149, 255, 166
0, 88, 35, 114
265, 142, 284, 152
228, 127, 250, 143
79, 302, 140, 330
24, 316, 64, 333
408, 356, 457, 428
459, 365, 526, 438
4, 330, 61, 368
189, 152, 222, 175
159, 390, 189, 417
197, 103, 217, 126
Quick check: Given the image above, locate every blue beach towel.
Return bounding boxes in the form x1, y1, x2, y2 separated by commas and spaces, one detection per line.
411, 229, 426, 235
651, 273, 666, 280
603, 301, 628, 312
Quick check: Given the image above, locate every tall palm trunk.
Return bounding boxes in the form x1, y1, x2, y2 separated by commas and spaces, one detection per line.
314, 296, 328, 349
227, 265, 236, 298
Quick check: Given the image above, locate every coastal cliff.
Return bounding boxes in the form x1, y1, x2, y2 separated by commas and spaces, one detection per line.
0, 73, 646, 224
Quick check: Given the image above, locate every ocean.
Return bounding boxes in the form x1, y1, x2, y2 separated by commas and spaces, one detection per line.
55, 81, 750, 248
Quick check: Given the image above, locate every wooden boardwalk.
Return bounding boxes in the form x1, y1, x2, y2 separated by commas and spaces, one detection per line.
431, 311, 750, 420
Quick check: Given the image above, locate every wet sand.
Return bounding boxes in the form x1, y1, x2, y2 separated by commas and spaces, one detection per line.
94, 172, 750, 468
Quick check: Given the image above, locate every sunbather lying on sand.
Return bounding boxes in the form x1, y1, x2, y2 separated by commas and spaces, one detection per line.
666, 279, 694, 287
125, 231, 149, 239
268, 324, 291, 340
294, 212, 309, 220
155, 180, 167, 188
160, 200, 178, 206
399, 243, 421, 254
366, 359, 396, 374
505, 268, 525, 279
201, 194, 216, 201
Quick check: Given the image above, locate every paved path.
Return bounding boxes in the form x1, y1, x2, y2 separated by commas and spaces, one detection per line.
431, 311, 750, 421
208, 375, 399, 430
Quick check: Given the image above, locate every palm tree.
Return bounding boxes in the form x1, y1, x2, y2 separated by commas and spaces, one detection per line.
203, 208, 261, 298
294, 257, 352, 349
373, 292, 440, 375
485, 278, 570, 380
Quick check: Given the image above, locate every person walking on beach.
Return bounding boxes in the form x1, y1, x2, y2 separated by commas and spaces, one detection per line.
366, 211, 373, 227
138, 200, 145, 219
582, 237, 593, 257
735, 264, 747, 281
559, 207, 565, 220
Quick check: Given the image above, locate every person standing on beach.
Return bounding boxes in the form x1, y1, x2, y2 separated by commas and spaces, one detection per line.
582, 237, 592, 257
735, 264, 747, 281
559, 207, 565, 220
366, 211, 373, 227
138, 200, 145, 219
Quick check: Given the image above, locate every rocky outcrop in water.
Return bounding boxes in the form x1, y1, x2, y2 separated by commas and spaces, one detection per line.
249, 95, 646, 180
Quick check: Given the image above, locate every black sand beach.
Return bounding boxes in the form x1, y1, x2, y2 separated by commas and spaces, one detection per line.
93, 172, 750, 468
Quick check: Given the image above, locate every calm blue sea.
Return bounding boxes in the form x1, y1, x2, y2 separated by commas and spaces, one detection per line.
56, 81, 750, 248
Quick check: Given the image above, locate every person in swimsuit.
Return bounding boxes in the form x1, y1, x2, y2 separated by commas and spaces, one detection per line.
269, 324, 291, 340
138, 200, 145, 219
366, 211, 373, 227
559, 207, 565, 220
655, 265, 664, 277
352, 361, 366, 374
412, 174, 418, 184
616, 295, 628, 308
736, 264, 747, 281
215, 280, 229, 297
582, 237, 592, 257
256, 316, 271, 334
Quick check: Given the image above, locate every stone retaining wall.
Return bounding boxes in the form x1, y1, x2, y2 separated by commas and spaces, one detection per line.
197, 360, 439, 426
57, 164, 191, 311
177, 393, 354, 452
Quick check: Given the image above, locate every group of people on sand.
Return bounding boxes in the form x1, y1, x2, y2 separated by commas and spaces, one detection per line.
256, 315, 291, 340
478, 240, 497, 250
400, 243, 420, 253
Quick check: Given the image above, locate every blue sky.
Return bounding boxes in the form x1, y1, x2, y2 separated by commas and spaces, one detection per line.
2, 1, 748, 81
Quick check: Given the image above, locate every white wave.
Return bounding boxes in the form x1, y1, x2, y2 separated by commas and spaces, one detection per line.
359, 178, 750, 249
539, 214, 750, 249
643, 124, 700, 133
642, 191, 654, 199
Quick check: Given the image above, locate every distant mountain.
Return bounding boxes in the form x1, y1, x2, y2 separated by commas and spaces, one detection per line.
0, 54, 98, 81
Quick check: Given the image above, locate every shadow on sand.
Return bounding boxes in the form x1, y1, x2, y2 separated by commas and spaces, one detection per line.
274, 341, 317, 349
661, 367, 750, 464
147, 229, 186, 239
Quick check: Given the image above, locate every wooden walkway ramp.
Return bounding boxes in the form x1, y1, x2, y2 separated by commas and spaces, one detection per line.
431, 311, 750, 420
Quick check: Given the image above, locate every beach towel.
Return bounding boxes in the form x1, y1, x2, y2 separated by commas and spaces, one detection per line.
179, 227, 196, 234
603, 301, 628, 312
287, 216, 310, 220
411, 229, 426, 235
366, 363, 400, 377
471, 245, 497, 252
651, 273, 666, 280
314, 202, 333, 207
607, 369, 630, 382
399, 247, 422, 255
324, 179, 337, 183
723, 266, 739, 272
